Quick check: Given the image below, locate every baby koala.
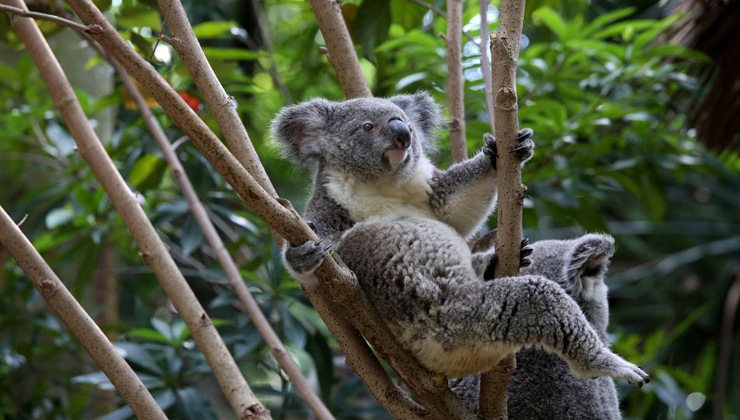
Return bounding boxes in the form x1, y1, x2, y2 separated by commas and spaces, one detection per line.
271, 93, 648, 392
451, 234, 624, 419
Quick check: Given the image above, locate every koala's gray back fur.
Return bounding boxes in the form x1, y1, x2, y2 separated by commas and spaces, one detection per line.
450, 234, 621, 420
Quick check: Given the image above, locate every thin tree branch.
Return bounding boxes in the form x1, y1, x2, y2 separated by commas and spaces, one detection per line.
0, 205, 168, 420
714, 274, 740, 420
249, 0, 292, 104
147, 3, 171, 62
307, 0, 372, 99
3, 1, 271, 418
405, 0, 477, 44
63, 0, 437, 418
0, 3, 95, 32
446, 0, 467, 163
479, 0, 528, 417
479, 0, 495, 132
155, 0, 278, 199
106, 35, 335, 420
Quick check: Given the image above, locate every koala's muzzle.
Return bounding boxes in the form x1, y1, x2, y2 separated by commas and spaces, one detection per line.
388, 119, 411, 149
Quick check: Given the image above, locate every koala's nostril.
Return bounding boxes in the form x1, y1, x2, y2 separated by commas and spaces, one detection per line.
388, 119, 411, 149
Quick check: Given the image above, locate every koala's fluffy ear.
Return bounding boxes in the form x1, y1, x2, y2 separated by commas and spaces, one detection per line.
388, 91, 443, 151
563, 234, 615, 294
270, 99, 333, 165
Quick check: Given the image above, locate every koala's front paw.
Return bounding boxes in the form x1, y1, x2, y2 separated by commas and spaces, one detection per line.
483, 239, 533, 281
483, 129, 535, 170
284, 239, 333, 284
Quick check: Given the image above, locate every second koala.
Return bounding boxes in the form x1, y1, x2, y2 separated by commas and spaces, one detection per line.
450, 234, 623, 419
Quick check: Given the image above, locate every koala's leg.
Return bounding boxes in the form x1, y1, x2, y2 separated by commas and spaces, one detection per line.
428, 130, 534, 237
437, 276, 649, 386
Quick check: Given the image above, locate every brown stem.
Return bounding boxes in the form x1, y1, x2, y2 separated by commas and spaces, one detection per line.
0, 205, 168, 420
446, 0, 467, 163
109, 39, 334, 420
479, 0, 495, 132
5, 1, 271, 418
307, 0, 372, 99
479, 0, 528, 418
0, 3, 94, 32
157, 0, 278, 199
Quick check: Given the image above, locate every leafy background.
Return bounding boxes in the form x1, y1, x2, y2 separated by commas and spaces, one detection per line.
0, 0, 738, 419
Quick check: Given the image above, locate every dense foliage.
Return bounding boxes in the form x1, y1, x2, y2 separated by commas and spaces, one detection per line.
0, 0, 737, 419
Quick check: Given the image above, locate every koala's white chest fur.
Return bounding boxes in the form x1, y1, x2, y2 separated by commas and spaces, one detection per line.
324, 156, 437, 222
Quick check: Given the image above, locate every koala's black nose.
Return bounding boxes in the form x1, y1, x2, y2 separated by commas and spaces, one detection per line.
388, 119, 411, 149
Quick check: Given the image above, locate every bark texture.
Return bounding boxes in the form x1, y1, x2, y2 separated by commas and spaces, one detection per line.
479, 0, 528, 418
9, 1, 270, 418
446, 0, 467, 163
0, 204, 167, 420
307, 0, 372, 99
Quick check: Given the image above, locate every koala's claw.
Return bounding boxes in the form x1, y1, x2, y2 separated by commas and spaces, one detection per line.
483, 128, 535, 170
520, 238, 533, 268
284, 239, 332, 275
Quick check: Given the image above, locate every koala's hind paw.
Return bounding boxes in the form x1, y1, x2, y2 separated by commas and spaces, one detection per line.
575, 350, 650, 388
284, 239, 333, 276
483, 128, 535, 170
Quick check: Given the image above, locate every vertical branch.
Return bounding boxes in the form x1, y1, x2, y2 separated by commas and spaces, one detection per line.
6, 1, 271, 418
0, 205, 168, 420
307, 0, 372, 99
479, 0, 527, 418
109, 50, 334, 420
156, 0, 277, 199
479, 0, 495, 132
446, 0, 467, 163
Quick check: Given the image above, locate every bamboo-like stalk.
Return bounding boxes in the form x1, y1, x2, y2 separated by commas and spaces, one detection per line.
4, 1, 270, 418
479, 0, 528, 418
109, 49, 333, 420
0, 204, 167, 420
307, 0, 372, 99
60, 0, 447, 417
446, 0, 467, 163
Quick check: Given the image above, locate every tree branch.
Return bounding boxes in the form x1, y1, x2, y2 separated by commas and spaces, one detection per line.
479, 0, 495, 132
307, 0, 372, 99
0, 3, 95, 32
446, 0, 467, 163
100, 32, 335, 420
4, 1, 271, 418
62, 0, 443, 418
157, 0, 277, 199
479, 0, 528, 418
0, 205, 167, 420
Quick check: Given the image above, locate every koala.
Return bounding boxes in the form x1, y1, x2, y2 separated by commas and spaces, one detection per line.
271, 93, 648, 394
270, 91, 534, 284
450, 233, 623, 419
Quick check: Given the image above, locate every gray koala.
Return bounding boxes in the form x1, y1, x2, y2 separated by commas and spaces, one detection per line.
271, 92, 534, 284
271, 93, 648, 395
450, 233, 623, 419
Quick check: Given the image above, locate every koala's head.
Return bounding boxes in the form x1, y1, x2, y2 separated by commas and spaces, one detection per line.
270, 92, 443, 182
521, 233, 615, 303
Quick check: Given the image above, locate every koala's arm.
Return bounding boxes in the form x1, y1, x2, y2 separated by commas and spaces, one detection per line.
428, 130, 534, 238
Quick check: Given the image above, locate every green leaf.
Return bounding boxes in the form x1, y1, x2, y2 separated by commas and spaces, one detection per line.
151, 318, 173, 342
390, 0, 428, 30
115, 5, 161, 30
592, 20, 655, 39
353, 0, 392, 58
129, 30, 153, 58
114, 342, 163, 375
192, 21, 238, 39
532, 7, 568, 39
129, 154, 166, 192
129, 328, 172, 344
582, 7, 636, 36
46, 207, 74, 229
180, 215, 204, 255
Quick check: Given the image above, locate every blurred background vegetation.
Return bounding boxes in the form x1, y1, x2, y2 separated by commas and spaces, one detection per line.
0, 0, 738, 419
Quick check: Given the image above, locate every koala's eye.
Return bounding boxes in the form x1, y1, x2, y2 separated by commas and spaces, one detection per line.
362, 123, 374, 132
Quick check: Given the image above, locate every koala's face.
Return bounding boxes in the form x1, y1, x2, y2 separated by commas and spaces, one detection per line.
271, 92, 442, 182
521, 233, 615, 302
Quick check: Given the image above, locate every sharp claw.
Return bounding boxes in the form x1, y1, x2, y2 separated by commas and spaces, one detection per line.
322, 242, 333, 252
521, 238, 530, 247
510, 144, 530, 155
316, 238, 325, 246
517, 128, 534, 141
